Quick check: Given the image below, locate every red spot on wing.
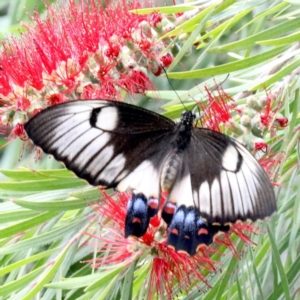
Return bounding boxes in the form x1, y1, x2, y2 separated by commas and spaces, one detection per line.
148, 199, 158, 210
163, 204, 176, 215
197, 228, 208, 236
132, 217, 141, 224
171, 228, 179, 235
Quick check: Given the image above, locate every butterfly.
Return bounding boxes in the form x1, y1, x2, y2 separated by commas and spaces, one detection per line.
25, 100, 276, 256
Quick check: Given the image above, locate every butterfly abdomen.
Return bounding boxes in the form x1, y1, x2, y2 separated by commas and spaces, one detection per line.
160, 153, 181, 192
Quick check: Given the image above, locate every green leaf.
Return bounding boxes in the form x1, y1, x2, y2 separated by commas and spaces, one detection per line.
168, 45, 288, 79
130, 5, 197, 14
257, 31, 300, 46
0, 178, 87, 191
0, 211, 59, 239
209, 18, 300, 53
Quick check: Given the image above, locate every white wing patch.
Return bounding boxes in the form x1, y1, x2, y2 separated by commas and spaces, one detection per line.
99, 153, 126, 183
198, 181, 211, 217
219, 171, 233, 219
222, 144, 239, 171
95, 106, 119, 131
210, 178, 222, 218
117, 160, 160, 199
170, 174, 194, 207
68, 131, 110, 168
88, 145, 114, 177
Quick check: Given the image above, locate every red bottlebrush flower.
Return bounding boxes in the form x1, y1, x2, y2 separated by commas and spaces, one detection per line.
254, 139, 268, 152
259, 92, 286, 130
161, 53, 173, 67
201, 85, 235, 132
275, 116, 288, 128
47, 93, 66, 106
16, 97, 31, 111
148, 12, 162, 27
1, 0, 191, 140
119, 70, 155, 94
0, 69, 12, 96
138, 39, 152, 52
260, 95, 272, 127
12, 123, 27, 141
88, 191, 258, 299
258, 151, 284, 184
1, 38, 44, 90
105, 44, 120, 59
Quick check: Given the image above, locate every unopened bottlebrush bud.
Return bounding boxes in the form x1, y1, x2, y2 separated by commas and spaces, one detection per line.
246, 96, 262, 111
120, 46, 137, 69
148, 59, 162, 76
178, 33, 189, 41
237, 105, 255, 118
225, 119, 245, 135
1, 114, 9, 126
240, 115, 251, 128
161, 18, 175, 33
12, 111, 27, 126
251, 114, 263, 137
258, 95, 268, 108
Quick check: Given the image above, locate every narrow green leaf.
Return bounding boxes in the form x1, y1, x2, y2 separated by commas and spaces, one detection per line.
21, 237, 76, 300
0, 211, 59, 239
0, 209, 39, 223
167, 9, 214, 72
160, 4, 217, 39
0, 265, 46, 296
0, 216, 87, 255
0, 168, 75, 180
14, 197, 93, 211
168, 45, 288, 79
130, 5, 197, 14
257, 31, 300, 46
209, 18, 300, 53
0, 247, 59, 277
251, 57, 300, 90
237, 2, 289, 33
85, 265, 126, 292
0, 178, 86, 191
121, 262, 135, 300
46, 273, 104, 289
97, 276, 119, 300
268, 225, 291, 300
195, 8, 252, 44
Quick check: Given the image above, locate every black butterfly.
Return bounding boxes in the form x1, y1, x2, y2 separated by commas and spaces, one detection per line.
25, 100, 276, 256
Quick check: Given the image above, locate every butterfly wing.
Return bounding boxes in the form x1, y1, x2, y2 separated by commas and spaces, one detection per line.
185, 128, 276, 224
25, 100, 175, 191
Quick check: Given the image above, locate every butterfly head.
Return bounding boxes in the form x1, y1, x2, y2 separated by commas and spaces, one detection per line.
180, 111, 196, 127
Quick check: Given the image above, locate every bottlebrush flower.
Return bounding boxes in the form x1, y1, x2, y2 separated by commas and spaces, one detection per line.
201, 85, 236, 132
0, 0, 190, 140
87, 191, 260, 299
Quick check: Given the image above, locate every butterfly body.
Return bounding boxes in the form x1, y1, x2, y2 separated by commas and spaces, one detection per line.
25, 100, 276, 255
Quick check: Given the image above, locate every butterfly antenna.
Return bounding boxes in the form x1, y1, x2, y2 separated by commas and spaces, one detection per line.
162, 67, 187, 111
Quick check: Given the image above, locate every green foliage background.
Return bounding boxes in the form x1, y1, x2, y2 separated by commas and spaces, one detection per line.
0, 0, 299, 299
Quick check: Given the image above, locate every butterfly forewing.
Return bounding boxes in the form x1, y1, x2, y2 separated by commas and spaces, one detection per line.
25, 100, 175, 189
